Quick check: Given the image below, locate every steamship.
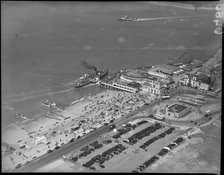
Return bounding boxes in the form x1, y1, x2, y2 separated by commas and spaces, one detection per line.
74, 69, 108, 88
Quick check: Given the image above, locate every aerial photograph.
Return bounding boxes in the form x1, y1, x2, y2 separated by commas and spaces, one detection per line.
1, 1, 222, 173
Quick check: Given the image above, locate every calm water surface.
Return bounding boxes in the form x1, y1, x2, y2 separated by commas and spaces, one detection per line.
1, 2, 221, 128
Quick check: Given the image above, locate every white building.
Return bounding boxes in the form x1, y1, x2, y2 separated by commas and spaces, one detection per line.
180, 73, 210, 91
198, 82, 209, 91
35, 136, 47, 145
92, 123, 103, 129
141, 81, 163, 95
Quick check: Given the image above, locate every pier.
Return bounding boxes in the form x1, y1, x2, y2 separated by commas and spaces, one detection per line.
99, 81, 138, 93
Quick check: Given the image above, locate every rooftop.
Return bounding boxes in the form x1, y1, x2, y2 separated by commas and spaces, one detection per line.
122, 69, 158, 81
127, 82, 142, 89
191, 60, 203, 66
148, 68, 168, 78
113, 79, 138, 89
167, 103, 188, 113
213, 64, 222, 72
155, 64, 179, 74
196, 73, 211, 84
197, 67, 211, 75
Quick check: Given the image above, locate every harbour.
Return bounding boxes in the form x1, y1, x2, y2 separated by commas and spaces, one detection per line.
2, 1, 221, 173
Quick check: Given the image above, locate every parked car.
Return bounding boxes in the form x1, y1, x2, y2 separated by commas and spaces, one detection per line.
55, 146, 60, 150
47, 150, 53, 153
15, 163, 22, 169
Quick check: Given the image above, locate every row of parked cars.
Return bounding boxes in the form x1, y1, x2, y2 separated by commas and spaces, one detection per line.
140, 128, 175, 149
132, 137, 185, 172
133, 156, 160, 173
125, 123, 163, 145
82, 144, 126, 169
112, 120, 148, 139
70, 140, 105, 163
158, 137, 185, 157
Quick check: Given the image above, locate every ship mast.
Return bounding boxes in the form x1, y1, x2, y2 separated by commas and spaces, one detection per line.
101, 58, 103, 70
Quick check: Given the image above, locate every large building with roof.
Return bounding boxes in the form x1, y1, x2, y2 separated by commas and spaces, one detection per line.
147, 66, 174, 84
154, 64, 180, 76
120, 69, 157, 84
165, 103, 191, 118
119, 68, 165, 95
196, 67, 211, 76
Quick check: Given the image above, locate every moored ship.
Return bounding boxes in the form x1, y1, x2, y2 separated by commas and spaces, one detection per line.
74, 69, 108, 88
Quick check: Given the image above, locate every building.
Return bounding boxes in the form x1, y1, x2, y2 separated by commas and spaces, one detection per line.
119, 68, 165, 95
190, 60, 203, 68
147, 67, 174, 84
141, 81, 164, 95
92, 123, 103, 129
35, 136, 47, 145
179, 73, 211, 91
165, 103, 191, 118
196, 67, 211, 76
213, 64, 222, 73
120, 69, 158, 84
147, 69, 168, 81
155, 64, 180, 76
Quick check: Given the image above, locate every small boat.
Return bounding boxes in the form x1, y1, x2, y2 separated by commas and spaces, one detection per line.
40, 100, 56, 107
119, 15, 138, 22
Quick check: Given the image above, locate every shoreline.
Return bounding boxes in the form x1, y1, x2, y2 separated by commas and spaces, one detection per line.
144, 1, 217, 11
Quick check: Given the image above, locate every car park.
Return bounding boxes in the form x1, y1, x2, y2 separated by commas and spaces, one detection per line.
89, 166, 96, 170
173, 137, 184, 145
55, 146, 60, 150
71, 156, 78, 162
80, 146, 89, 152
100, 164, 105, 168
15, 163, 22, 169
103, 139, 112, 144
158, 148, 169, 156
167, 143, 176, 150
69, 138, 74, 142
89, 141, 99, 146
83, 145, 126, 169
47, 150, 53, 153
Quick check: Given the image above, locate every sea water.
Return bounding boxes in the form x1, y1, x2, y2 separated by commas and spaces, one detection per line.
1, 1, 221, 129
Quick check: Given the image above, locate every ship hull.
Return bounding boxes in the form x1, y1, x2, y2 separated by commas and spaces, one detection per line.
74, 80, 93, 88
74, 69, 108, 88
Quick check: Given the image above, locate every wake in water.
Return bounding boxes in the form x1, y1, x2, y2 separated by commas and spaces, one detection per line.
133, 15, 213, 22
